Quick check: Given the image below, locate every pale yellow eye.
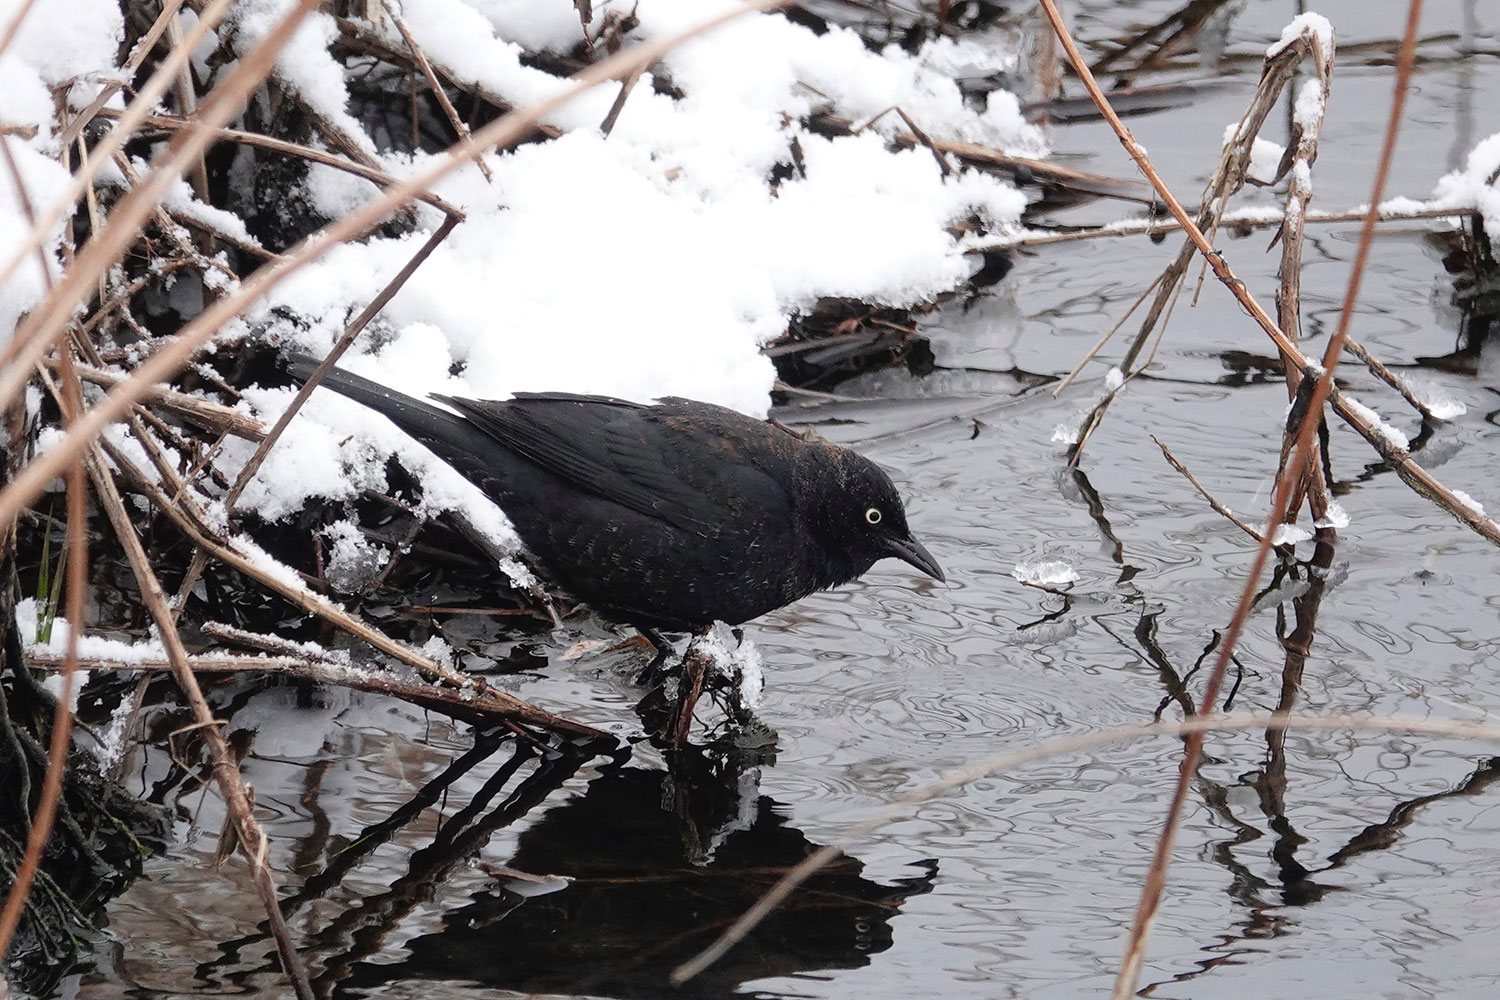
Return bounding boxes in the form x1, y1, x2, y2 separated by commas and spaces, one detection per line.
865, 507, 882, 525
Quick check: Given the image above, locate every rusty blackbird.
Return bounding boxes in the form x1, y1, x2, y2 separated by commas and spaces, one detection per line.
288, 356, 943, 631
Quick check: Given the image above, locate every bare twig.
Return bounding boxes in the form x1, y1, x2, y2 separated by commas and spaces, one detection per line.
894, 108, 954, 177
164, 8, 211, 202
94, 426, 604, 738
1151, 437, 1268, 544
391, 14, 494, 181
92, 107, 466, 219
82, 439, 315, 999
600, 66, 644, 137
1342, 336, 1454, 421
57, 0, 192, 145
45, 360, 266, 440
0, 0, 40, 63
973, 203, 1472, 250
166, 213, 462, 619
0, 353, 86, 960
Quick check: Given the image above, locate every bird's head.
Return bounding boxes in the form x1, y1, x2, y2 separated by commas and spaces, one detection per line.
806, 449, 945, 587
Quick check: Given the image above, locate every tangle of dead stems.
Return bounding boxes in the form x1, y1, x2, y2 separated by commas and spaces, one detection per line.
0, 2, 786, 994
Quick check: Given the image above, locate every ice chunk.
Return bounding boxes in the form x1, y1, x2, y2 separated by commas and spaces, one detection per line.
1011, 560, 1080, 586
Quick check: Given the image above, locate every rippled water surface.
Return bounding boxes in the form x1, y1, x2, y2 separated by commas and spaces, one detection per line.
75, 2, 1500, 998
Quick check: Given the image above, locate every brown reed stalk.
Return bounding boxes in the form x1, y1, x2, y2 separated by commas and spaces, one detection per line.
975, 203, 1475, 250
1107, 4, 1426, 996
80, 437, 316, 999
1272, 24, 1336, 527
0, 354, 86, 960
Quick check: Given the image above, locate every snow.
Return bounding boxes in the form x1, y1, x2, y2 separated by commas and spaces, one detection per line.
96, 693, 138, 772
1293, 78, 1326, 131
0, 0, 124, 352
1451, 490, 1486, 517
232, 534, 314, 595
15, 597, 172, 710
1341, 396, 1410, 451
1432, 131, 1500, 233
692, 622, 763, 711
16, 597, 166, 664
1011, 560, 1080, 587
1221, 123, 1285, 186
1266, 13, 1335, 60
0, 0, 122, 92
1405, 379, 1466, 420
1314, 500, 1350, 530
1050, 416, 1083, 445
323, 517, 390, 593
1270, 522, 1313, 546
161, 178, 261, 247
228, 0, 376, 156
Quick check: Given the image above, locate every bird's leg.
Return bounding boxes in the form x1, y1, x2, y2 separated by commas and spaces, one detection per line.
633, 627, 675, 685
668, 628, 713, 745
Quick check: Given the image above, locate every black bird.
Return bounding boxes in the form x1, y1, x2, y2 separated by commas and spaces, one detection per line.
287, 356, 943, 632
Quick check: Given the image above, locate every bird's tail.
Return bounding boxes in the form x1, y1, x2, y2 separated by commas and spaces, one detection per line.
284, 352, 490, 459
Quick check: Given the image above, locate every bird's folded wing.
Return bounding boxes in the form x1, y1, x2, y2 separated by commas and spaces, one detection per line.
433, 394, 792, 537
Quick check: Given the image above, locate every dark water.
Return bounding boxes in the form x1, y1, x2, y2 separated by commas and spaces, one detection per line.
75, 1, 1500, 997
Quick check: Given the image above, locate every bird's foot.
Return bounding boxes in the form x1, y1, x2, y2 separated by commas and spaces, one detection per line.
633, 627, 678, 685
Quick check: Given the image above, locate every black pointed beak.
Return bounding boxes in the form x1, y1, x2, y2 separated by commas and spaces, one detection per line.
882, 534, 944, 582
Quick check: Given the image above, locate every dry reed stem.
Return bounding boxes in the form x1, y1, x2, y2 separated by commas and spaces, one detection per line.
164, 8, 210, 203
1100, 5, 1427, 996
975, 203, 1471, 250
24, 650, 556, 729
93, 107, 466, 219
1034, 1, 1497, 543
0, 0, 784, 530
673, 710, 1500, 984
389, 14, 493, 181
1058, 30, 1323, 467
0, 354, 86, 960
0, 0, 39, 63
1272, 25, 1336, 527
48, 360, 266, 439
57, 0, 191, 146
891, 131, 1147, 202
80, 441, 315, 1000
0, 0, 237, 384
1052, 270, 1165, 395
0, 0, 318, 419
1151, 436, 1268, 544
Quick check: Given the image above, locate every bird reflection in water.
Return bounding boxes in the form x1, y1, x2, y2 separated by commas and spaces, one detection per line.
341, 743, 937, 999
